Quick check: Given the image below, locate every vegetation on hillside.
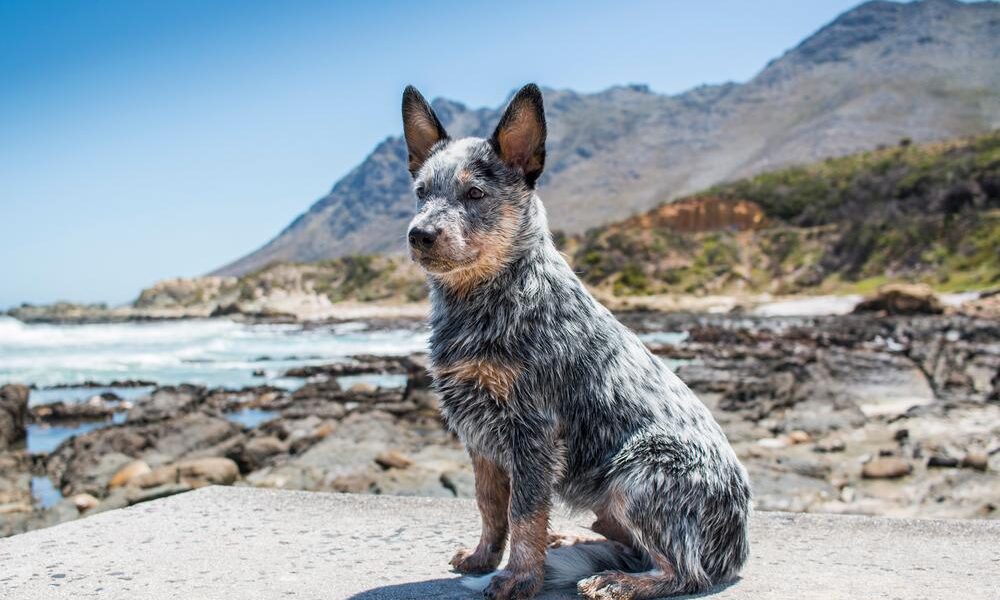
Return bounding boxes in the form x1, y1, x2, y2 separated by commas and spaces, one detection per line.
236, 255, 426, 304
572, 132, 1000, 296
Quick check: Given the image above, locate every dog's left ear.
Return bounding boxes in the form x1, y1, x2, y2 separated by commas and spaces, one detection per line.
491, 84, 546, 187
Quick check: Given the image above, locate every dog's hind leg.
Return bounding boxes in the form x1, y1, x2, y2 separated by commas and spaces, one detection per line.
577, 479, 714, 599
591, 500, 637, 550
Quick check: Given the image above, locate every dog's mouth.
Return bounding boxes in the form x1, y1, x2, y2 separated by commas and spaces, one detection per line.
411, 248, 479, 274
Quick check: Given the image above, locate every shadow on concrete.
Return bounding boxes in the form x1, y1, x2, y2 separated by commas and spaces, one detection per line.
344, 576, 739, 599
343, 577, 485, 600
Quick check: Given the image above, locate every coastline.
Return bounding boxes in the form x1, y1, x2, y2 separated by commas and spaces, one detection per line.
1, 308, 998, 538
6, 287, 997, 325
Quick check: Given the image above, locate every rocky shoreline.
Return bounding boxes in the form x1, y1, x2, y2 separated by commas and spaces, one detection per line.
8, 284, 997, 325
2, 310, 998, 537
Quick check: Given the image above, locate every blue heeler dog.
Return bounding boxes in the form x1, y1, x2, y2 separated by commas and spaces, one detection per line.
402, 83, 751, 600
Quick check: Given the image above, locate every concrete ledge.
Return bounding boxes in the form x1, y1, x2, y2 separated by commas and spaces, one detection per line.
0, 487, 997, 599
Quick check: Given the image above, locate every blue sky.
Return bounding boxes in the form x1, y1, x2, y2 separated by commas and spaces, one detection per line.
0, 0, 868, 308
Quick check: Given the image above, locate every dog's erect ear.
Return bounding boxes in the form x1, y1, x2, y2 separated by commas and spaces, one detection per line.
491, 84, 546, 187
402, 86, 449, 177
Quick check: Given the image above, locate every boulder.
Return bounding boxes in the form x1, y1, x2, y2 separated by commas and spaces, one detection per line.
128, 457, 240, 491
0, 451, 32, 507
862, 457, 913, 479
852, 284, 943, 316
349, 382, 378, 394
0, 384, 29, 450
330, 473, 376, 494
125, 482, 193, 505
375, 450, 413, 470
786, 430, 812, 445
227, 436, 287, 473
961, 452, 989, 471
108, 460, 152, 489
127, 385, 204, 422
814, 435, 847, 453
175, 457, 240, 487
140, 413, 243, 467
60, 452, 136, 497
372, 467, 454, 498
70, 493, 100, 512
244, 464, 326, 491
130, 465, 178, 489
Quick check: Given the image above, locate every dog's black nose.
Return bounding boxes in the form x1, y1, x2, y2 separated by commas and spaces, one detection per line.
408, 227, 439, 251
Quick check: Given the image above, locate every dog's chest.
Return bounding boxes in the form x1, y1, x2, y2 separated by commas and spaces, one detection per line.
426, 329, 529, 453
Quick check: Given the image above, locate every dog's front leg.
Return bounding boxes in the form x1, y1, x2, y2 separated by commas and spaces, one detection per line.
484, 421, 556, 600
451, 454, 510, 574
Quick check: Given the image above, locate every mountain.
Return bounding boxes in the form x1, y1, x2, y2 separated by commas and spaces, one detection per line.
213, 0, 1000, 277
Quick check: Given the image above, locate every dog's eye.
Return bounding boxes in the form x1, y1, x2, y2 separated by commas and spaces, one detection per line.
466, 187, 485, 200
415, 184, 427, 199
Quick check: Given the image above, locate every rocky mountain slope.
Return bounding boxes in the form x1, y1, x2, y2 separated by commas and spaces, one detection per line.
214, 0, 1000, 277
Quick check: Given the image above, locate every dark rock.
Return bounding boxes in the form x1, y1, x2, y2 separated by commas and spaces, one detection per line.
46, 379, 155, 389
927, 455, 960, 468
31, 398, 121, 423
0, 384, 29, 451
853, 284, 944, 316
228, 436, 287, 473
128, 385, 205, 422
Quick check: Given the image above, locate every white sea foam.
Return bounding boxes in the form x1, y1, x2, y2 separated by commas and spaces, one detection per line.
0, 316, 428, 389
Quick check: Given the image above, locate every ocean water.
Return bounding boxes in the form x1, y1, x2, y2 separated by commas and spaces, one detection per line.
0, 316, 429, 390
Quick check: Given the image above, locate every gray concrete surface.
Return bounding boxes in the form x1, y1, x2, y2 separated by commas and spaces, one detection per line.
0, 486, 997, 599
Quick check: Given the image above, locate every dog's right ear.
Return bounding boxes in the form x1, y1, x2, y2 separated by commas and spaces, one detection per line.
402, 86, 449, 177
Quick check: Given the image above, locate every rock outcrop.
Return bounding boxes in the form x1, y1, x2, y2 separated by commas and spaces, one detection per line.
0, 384, 29, 451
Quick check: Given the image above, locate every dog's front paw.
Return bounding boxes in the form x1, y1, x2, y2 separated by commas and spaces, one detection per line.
450, 546, 501, 574
483, 568, 543, 600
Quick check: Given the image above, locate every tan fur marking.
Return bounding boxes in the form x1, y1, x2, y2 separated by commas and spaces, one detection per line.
435, 358, 521, 401
436, 202, 520, 296
450, 455, 510, 574
507, 508, 549, 574
473, 455, 510, 551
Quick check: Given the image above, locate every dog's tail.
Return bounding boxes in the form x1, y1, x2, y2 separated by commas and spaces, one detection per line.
461, 542, 651, 591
